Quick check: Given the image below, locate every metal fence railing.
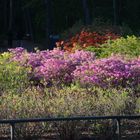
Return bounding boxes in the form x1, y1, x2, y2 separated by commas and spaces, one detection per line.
0, 115, 140, 140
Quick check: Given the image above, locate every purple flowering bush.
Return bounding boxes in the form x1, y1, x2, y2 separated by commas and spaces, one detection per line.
68, 50, 95, 65
35, 59, 73, 85
8, 48, 95, 86
73, 56, 140, 88
7, 47, 140, 88
8, 47, 28, 64
7, 47, 140, 89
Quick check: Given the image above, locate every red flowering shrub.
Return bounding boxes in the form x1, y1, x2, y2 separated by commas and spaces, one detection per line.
56, 31, 120, 52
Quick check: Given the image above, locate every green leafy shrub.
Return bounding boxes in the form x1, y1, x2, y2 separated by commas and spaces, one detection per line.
0, 85, 134, 139
86, 36, 140, 58
136, 98, 140, 113
0, 52, 30, 95
85, 46, 104, 57
44, 86, 133, 117
0, 85, 134, 119
0, 87, 48, 139
44, 86, 133, 139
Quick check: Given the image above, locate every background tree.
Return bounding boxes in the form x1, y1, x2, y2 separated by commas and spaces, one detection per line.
82, 0, 91, 25
0, 0, 140, 50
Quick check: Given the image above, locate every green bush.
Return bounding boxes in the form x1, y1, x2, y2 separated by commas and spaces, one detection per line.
45, 86, 134, 117
0, 87, 48, 139
0, 85, 134, 119
86, 36, 140, 58
85, 47, 103, 57
0, 85, 135, 139
136, 98, 140, 113
44, 86, 133, 139
0, 52, 30, 95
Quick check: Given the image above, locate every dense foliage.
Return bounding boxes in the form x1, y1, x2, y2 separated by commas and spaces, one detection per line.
1, 85, 136, 139
8, 48, 95, 86
0, 52, 30, 95
1, 34, 140, 138
101, 36, 140, 58
56, 30, 119, 52
3, 45, 140, 91
86, 36, 140, 58
73, 55, 140, 88
1, 0, 140, 139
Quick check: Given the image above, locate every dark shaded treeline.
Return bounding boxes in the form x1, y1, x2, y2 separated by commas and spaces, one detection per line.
0, 0, 140, 49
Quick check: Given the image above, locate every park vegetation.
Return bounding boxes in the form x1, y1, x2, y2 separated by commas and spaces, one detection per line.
0, 29, 140, 139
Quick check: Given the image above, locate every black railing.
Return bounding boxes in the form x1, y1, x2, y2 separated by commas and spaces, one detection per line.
0, 115, 140, 140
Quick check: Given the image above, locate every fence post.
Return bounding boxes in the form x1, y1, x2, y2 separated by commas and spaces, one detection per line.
116, 118, 121, 140
10, 123, 15, 140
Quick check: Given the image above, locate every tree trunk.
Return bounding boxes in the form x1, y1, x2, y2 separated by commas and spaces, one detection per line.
113, 0, 121, 25
44, 0, 53, 50
25, 8, 34, 42
8, 0, 13, 47
82, 0, 91, 25
3, 0, 8, 32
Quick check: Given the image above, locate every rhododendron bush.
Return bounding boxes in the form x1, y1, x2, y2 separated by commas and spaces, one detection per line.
56, 31, 119, 52
7, 47, 140, 89
8, 47, 95, 86
73, 56, 140, 88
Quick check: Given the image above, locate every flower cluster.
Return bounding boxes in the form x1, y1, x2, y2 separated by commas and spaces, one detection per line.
56, 31, 119, 52
8, 47, 28, 63
73, 56, 140, 87
35, 59, 73, 85
9, 48, 95, 85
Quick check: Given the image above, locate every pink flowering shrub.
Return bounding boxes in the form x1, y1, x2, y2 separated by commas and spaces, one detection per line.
68, 50, 95, 66
8, 47, 28, 64
34, 59, 74, 85
73, 56, 140, 87
8, 47, 140, 88
8, 48, 95, 86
